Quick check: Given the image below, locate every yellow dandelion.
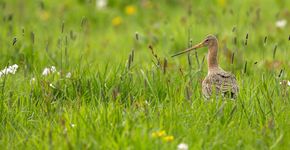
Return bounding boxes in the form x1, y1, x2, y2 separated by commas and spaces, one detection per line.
163, 135, 174, 142
112, 16, 122, 26
151, 130, 166, 138
217, 0, 227, 7
38, 11, 50, 21
125, 5, 136, 15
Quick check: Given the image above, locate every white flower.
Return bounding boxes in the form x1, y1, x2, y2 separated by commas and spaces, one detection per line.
96, 0, 107, 9
42, 68, 51, 76
276, 19, 287, 28
70, 124, 76, 128
0, 64, 19, 78
42, 66, 58, 76
177, 143, 188, 150
49, 83, 56, 89
66, 72, 71, 78
288, 81, 290, 86
9, 64, 18, 74
51, 66, 56, 73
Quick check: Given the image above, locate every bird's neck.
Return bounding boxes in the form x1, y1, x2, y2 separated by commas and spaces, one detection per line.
207, 43, 219, 72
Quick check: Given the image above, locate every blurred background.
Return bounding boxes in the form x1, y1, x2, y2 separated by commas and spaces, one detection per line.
0, 1, 290, 149
0, 0, 289, 72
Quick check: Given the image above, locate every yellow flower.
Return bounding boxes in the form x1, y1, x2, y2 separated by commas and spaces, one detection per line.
163, 135, 174, 142
125, 5, 136, 15
151, 130, 166, 138
217, 0, 227, 7
38, 11, 50, 21
112, 16, 122, 26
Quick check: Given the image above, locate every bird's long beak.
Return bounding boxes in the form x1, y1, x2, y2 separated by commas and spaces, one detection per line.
171, 42, 204, 57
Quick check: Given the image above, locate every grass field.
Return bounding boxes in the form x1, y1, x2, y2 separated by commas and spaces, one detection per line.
0, 0, 290, 149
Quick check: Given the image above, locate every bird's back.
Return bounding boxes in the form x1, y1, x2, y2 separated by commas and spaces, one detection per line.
202, 69, 239, 99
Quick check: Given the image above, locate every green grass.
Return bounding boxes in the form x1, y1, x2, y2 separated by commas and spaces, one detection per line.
0, 0, 290, 149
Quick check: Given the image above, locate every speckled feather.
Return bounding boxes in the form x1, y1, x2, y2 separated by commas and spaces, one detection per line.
202, 69, 239, 99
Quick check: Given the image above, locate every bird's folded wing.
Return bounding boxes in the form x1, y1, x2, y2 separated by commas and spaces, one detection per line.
214, 72, 238, 93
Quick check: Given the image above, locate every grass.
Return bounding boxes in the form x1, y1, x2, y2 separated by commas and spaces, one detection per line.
0, 0, 290, 149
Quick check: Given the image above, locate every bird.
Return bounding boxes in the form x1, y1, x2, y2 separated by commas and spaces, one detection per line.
172, 35, 239, 99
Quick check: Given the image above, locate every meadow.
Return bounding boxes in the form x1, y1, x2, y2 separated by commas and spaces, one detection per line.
0, 0, 290, 149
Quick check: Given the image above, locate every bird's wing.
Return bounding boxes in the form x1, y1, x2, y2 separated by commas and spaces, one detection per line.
202, 71, 239, 98
214, 71, 239, 94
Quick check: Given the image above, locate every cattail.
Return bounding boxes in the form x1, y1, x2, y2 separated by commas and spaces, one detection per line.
39, 1, 45, 10
57, 38, 62, 48
127, 49, 134, 70
245, 33, 248, 46
163, 58, 167, 74
12, 37, 17, 46
148, 45, 153, 50
273, 44, 277, 59
30, 32, 35, 45
1, 2, 6, 9
243, 61, 247, 74
278, 69, 284, 78
232, 26, 236, 32
195, 51, 200, 69
22, 27, 24, 36
7, 14, 13, 21
148, 45, 161, 66
231, 52, 235, 64
135, 32, 139, 41
187, 39, 192, 67
70, 30, 76, 40
233, 36, 237, 45
127, 54, 132, 69
61, 21, 65, 33
179, 68, 184, 76
187, 53, 192, 67
131, 49, 134, 62
187, 29, 192, 68
264, 36, 267, 44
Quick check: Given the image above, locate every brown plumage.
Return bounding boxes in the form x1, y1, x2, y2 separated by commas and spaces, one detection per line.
172, 35, 239, 99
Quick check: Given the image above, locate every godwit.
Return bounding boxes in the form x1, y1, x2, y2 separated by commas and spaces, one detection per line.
172, 35, 239, 99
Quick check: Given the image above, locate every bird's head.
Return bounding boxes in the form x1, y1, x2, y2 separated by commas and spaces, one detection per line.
171, 34, 218, 57
202, 35, 218, 47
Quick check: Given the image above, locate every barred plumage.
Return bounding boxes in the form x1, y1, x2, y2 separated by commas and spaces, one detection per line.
202, 69, 239, 99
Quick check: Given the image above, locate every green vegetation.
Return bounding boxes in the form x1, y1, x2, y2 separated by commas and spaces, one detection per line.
0, 0, 289, 149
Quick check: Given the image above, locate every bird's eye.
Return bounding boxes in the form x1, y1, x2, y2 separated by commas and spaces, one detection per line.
205, 39, 209, 42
